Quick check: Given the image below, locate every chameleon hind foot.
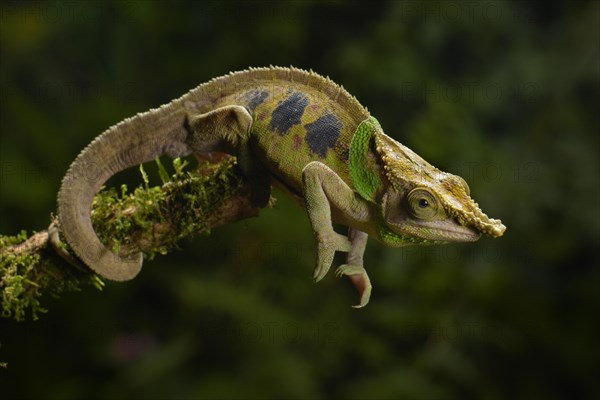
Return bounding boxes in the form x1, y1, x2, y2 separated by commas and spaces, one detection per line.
335, 264, 372, 308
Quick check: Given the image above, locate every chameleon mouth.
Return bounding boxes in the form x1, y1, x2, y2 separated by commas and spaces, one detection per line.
406, 219, 482, 242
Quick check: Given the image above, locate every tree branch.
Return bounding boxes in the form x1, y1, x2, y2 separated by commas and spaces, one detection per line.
0, 158, 264, 321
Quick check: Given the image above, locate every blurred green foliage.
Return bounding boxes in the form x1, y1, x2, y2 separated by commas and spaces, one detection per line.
0, 1, 598, 399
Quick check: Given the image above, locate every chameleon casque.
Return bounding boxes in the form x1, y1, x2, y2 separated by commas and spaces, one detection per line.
55, 66, 506, 308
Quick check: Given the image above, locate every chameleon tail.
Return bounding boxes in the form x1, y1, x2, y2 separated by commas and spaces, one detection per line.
57, 104, 191, 281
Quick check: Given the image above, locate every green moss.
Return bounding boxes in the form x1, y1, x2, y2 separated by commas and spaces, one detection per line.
1, 157, 247, 321
0, 230, 102, 321
91, 157, 244, 261
0, 231, 42, 320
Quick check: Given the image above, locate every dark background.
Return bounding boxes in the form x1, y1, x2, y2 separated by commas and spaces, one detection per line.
1, 1, 598, 399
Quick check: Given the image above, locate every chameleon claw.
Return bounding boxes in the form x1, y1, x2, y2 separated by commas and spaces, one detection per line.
336, 264, 372, 308
313, 232, 352, 282
313, 261, 331, 282
313, 244, 335, 282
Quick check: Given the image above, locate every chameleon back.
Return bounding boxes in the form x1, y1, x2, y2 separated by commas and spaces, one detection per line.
206, 68, 370, 195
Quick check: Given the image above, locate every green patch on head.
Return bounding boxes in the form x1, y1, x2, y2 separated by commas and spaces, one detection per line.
349, 117, 383, 201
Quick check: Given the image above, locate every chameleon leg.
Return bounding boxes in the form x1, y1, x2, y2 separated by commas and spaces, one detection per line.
186, 105, 270, 207
335, 228, 372, 308
301, 161, 370, 285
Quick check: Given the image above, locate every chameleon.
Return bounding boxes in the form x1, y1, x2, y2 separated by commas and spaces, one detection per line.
54, 66, 506, 308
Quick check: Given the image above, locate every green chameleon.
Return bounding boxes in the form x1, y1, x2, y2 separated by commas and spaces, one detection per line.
54, 67, 505, 308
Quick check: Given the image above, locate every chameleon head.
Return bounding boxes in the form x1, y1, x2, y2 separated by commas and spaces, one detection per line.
378, 172, 506, 246
372, 126, 506, 247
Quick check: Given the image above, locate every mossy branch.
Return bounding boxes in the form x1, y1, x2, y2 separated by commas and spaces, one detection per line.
0, 157, 265, 322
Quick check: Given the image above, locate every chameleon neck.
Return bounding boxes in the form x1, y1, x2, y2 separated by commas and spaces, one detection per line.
349, 116, 384, 202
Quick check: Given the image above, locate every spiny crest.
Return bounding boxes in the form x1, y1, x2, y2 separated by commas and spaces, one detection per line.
179, 66, 370, 121
373, 130, 441, 191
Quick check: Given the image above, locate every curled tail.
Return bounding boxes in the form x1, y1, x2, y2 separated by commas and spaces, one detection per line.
57, 104, 191, 281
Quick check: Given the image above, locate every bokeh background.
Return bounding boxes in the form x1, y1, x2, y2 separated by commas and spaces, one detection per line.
1, 1, 598, 399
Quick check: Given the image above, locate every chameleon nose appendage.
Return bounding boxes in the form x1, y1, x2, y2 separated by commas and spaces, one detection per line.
483, 219, 506, 237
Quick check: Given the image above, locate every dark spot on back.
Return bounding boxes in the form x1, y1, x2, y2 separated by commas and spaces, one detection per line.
293, 134, 301, 150
269, 92, 308, 135
245, 90, 269, 111
305, 112, 342, 158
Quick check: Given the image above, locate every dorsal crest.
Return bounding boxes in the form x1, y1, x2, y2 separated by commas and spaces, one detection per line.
373, 127, 442, 191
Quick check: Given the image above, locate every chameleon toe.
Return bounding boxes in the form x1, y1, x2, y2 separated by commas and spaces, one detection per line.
313, 245, 335, 282
313, 231, 353, 282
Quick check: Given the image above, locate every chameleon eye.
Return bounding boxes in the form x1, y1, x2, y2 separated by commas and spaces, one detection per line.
407, 188, 439, 220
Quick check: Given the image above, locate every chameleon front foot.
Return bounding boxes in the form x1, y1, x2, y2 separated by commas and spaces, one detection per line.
312, 231, 352, 282
335, 264, 372, 308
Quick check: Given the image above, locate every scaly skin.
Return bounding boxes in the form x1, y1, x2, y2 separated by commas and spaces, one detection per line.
55, 66, 506, 307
